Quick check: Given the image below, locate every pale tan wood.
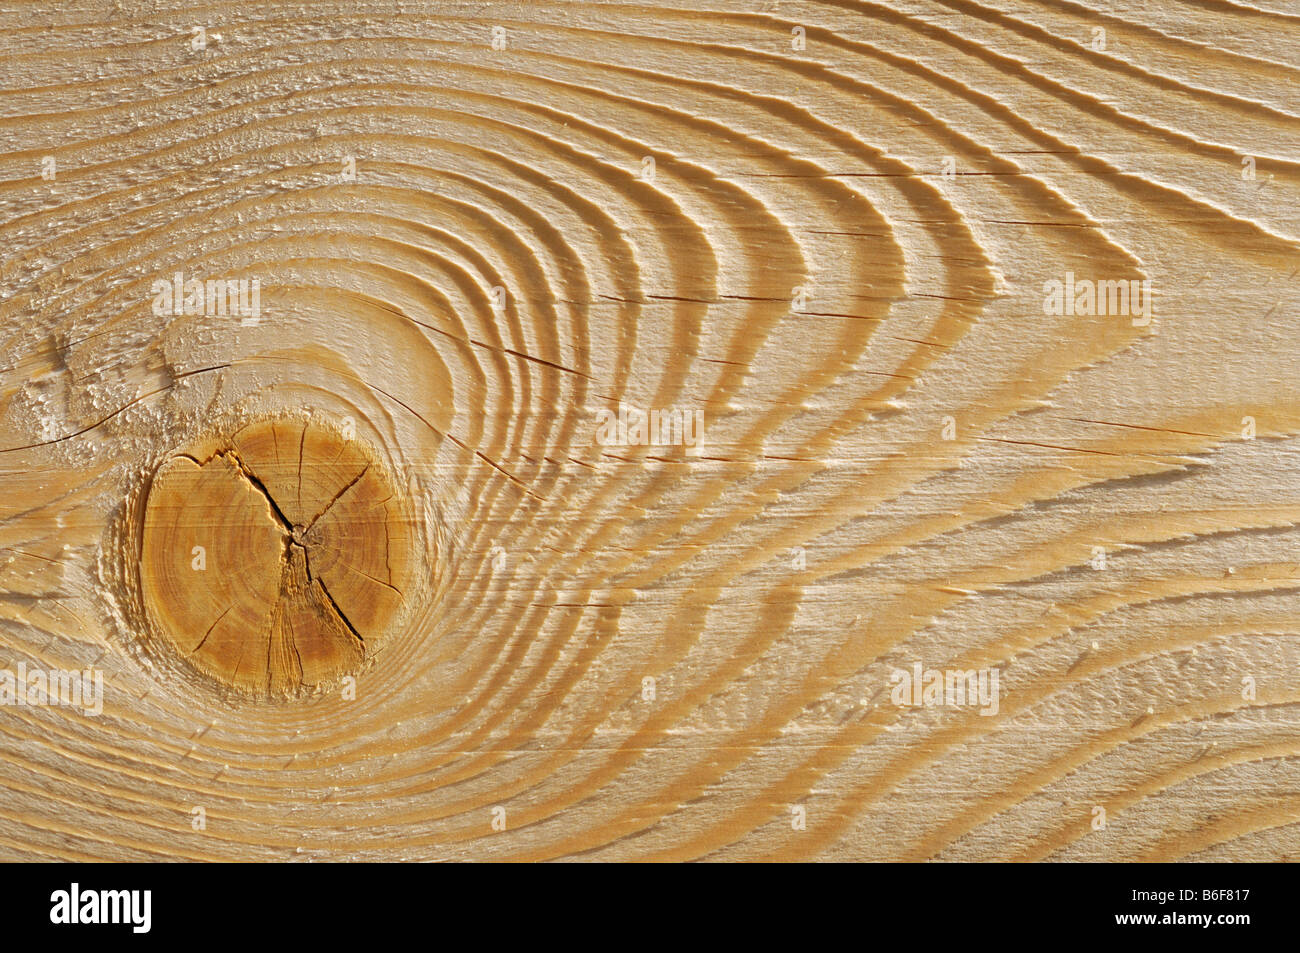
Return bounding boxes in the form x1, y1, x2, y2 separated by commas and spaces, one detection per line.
0, 0, 1297, 860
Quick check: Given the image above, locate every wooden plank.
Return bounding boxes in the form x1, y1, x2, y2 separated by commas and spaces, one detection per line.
0, 0, 1297, 861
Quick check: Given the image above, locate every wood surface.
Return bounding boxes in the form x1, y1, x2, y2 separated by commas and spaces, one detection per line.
0, 0, 1298, 861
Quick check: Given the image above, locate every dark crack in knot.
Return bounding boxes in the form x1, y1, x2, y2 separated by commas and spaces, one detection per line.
139, 416, 413, 698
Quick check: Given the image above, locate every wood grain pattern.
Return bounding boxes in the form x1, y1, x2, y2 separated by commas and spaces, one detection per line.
0, 0, 1298, 861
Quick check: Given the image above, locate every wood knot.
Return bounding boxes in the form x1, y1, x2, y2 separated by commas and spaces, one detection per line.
139, 417, 412, 697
